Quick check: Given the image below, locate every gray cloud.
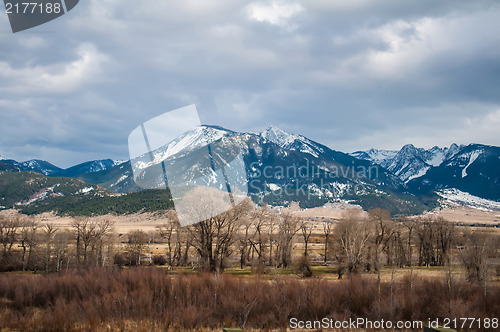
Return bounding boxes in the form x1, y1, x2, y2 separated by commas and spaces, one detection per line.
0, 0, 499, 167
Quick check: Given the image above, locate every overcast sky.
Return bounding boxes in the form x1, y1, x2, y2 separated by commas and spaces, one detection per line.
1, 0, 499, 167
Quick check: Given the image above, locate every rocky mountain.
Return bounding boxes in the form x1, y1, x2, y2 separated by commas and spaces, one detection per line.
352, 142, 500, 202
260, 125, 326, 158
408, 144, 500, 201
350, 148, 398, 165
351, 143, 462, 183
113, 125, 424, 214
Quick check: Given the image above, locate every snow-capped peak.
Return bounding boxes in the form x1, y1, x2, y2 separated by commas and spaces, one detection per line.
135, 125, 239, 168
445, 143, 460, 159
161, 125, 237, 158
260, 125, 324, 157
261, 125, 295, 145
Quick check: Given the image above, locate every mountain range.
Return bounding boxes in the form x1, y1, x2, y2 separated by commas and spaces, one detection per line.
351, 142, 500, 201
1, 125, 498, 215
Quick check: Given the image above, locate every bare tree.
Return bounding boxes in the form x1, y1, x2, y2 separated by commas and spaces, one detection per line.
187, 194, 252, 272
71, 218, 114, 267
237, 215, 254, 269
0, 216, 20, 260
267, 212, 278, 267
368, 208, 392, 296
128, 230, 149, 266
276, 213, 301, 268
248, 204, 271, 266
157, 212, 179, 268
53, 230, 71, 271
300, 221, 313, 257
42, 224, 57, 273
92, 219, 114, 267
322, 220, 332, 264
459, 231, 495, 293
20, 219, 38, 271
331, 209, 371, 278
415, 217, 435, 267
434, 217, 455, 266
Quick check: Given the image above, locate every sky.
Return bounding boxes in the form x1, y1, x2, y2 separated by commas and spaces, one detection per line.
0, 0, 499, 168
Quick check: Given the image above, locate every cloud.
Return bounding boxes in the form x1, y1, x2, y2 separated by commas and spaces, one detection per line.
0, 0, 499, 166
0, 43, 110, 94
246, 1, 304, 29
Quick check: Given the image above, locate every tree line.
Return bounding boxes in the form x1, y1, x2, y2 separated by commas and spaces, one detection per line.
1, 200, 499, 286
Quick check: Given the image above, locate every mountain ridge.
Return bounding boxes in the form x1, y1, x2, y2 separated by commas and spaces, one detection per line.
1, 125, 498, 216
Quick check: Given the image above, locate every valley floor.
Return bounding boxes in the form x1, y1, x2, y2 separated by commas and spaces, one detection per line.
0, 267, 499, 332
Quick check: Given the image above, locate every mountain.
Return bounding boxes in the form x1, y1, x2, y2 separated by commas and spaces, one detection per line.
1, 159, 63, 175
102, 125, 424, 214
350, 149, 398, 165
351, 144, 461, 183
352, 142, 500, 202
3, 125, 498, 215
436, 188, 500, 211
0, 171, 173, 216
261, 125, 326, 158
62, 159, 122, 177
408, 144, 500, 201
77, 161, 139, 193
1, 158, 121, 177
382, 144, 432, 183
0, 170, 106, 209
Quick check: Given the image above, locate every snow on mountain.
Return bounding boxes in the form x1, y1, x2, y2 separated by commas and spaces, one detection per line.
18, 160, 62, 175
440, 145, 487, 177
379, 144, 427, 183
461, 150, 482, 178
351, 143, 463, 183
113, 160, 127, 166
88, 160, 115, 173
350, 149, 398, 164
133, 125, 239, 170
260, 125, 324, 158
407, 144, 500, 202
420, 144, 461, 167
422, 146, 446, 166
437, 188, 500, 211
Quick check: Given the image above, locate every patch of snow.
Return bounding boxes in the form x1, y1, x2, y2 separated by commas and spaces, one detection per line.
461, 150, 481, 178
112, 175, 128, 187
437, 188, 500, 211
79, 187, 94, 194
406, 166, 430, 182
267, 183, 281, 191
350, 149, 398, 164
426, 150, 445, 166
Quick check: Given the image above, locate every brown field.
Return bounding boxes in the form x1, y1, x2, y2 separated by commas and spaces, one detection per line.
1, 203, 500, 331
425, 206, 500, 226
2, 203, 498, 236
0, 267, 499, 332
